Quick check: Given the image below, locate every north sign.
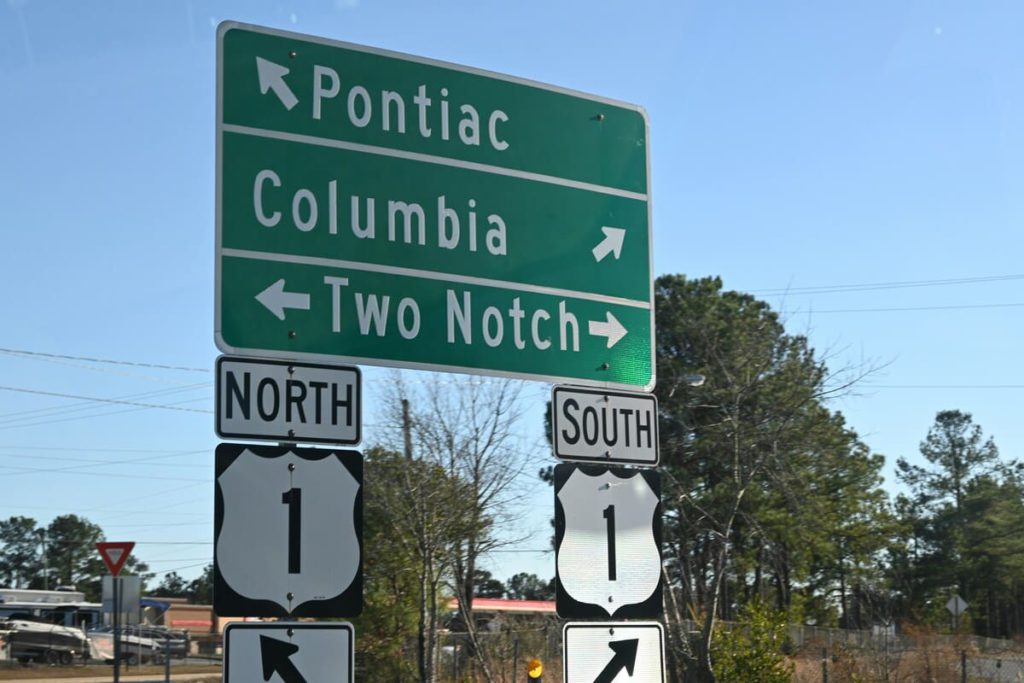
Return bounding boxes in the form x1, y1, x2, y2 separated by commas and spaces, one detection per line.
554, 464, 662, 619
216, 22, 654, 390
552, 386, 659, 466
563, 622, 665, 683
216, 356, 361, 445
214, 443, 362, 617
224, 622, 354, 683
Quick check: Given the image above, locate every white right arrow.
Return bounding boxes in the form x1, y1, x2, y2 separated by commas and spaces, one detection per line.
591, 226, 626, 262
255, 57, 299, 111
256, 279, 310, 321
588, 312, 628, 348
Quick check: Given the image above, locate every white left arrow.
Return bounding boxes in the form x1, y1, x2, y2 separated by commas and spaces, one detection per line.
592, 226, 627, 262
256, 279, 310, 321
256, 57, 299, 111
588, 312, 628, 348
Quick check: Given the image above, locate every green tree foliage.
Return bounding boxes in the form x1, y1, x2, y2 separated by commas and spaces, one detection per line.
653, 275, 889, 681
45, 514, 105, 594
187, 564, 213, 604
711, 600, 793, 683
0, 515, 150, 599
0, 516, 42, 588
504, 572, 554, 601
893, 411, 1024, 636
474, 569, 506, 598
154, 571, 189, 598
356, 446, 472, 683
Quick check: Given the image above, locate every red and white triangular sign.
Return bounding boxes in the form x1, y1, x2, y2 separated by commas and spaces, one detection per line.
95, 541, 135, 576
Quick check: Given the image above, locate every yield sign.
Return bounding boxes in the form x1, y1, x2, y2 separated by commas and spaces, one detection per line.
95, 541, 135, 576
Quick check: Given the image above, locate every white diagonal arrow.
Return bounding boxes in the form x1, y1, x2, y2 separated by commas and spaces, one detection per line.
256, 57, 299, 111
588, 312, 628, 348
256, 279, 310, 321
591, 226, 626, 262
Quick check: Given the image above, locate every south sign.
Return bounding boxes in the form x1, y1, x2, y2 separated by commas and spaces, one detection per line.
552, 386, 659, 466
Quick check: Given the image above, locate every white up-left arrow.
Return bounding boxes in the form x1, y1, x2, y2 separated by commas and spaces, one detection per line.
256, 279, 310, 321
255, 57, 299, 111
588, 312, 628, 348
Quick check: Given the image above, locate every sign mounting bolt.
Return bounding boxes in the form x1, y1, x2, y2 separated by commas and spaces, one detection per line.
288, 51, 297, 59
286, 592, 294, 601
288, 331, 297, 339
601, 363, 610, 371
288, 463, 296, 472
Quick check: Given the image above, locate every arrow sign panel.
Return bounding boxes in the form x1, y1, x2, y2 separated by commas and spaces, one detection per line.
563, 623, 664, 683
225, 622, 353, 683
214, 444, 362, 617
555, 464, 662, 619
216, 22, 654, 390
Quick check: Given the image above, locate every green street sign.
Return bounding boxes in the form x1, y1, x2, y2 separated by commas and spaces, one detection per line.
216, 22, 654, 389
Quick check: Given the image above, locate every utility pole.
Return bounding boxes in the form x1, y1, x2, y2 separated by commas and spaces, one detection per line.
36, 529, 47, 590
402, 398, 413, 460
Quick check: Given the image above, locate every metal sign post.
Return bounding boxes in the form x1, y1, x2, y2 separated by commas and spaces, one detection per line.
112, 576, 120, 683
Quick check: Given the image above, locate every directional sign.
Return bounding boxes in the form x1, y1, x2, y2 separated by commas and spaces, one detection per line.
216, 22, 654, 390
214, 443, 362, 617
95, 541, 134, 576
216, 356, 361, 445
224, 622, 354, 683
554, 464, 662, 619
563, 622, 665, 683
552, 386, 659, 466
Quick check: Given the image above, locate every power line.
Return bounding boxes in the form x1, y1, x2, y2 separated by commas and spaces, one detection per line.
0, 383, 210, 423
0, 348, 209, 373
806, 302, 1024, 314
0, 385, 211, 414
865, 384, 1024, 389
751, 273, 1024, 296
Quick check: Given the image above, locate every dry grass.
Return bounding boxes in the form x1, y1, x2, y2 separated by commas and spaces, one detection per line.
0, 664, 221, 680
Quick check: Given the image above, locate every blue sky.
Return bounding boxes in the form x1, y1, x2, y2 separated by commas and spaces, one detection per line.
1, 0, 1023, 586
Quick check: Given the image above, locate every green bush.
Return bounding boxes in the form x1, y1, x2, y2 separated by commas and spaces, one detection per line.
711, 601, 794, 683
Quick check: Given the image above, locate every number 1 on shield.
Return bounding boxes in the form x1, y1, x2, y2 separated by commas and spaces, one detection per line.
603, 504, 617, 581
282, 488, 302, 573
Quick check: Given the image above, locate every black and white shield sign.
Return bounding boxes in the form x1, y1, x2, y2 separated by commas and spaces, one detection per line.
214, 443, 362, 617
555, 463, 661, 619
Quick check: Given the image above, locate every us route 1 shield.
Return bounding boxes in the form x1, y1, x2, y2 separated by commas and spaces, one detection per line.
225, 622, 353, 683
216, 356, 361, 445
554, 463, 662, 619
552, 386, 659, 466
214, 443, 362, 617
563, 622, 665, 683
